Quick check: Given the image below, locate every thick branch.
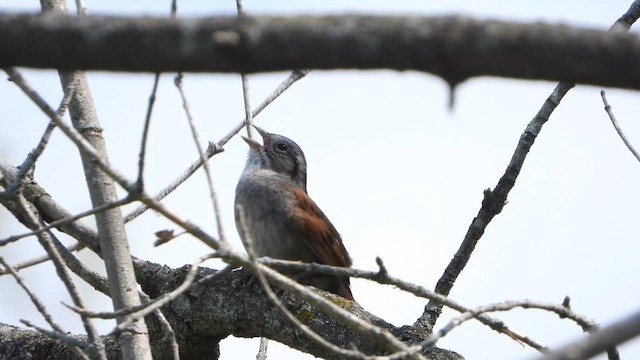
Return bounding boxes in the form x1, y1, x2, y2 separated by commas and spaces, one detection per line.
2, 13, 640, 89
0, 266, 464, 360
0, 323, 118, 360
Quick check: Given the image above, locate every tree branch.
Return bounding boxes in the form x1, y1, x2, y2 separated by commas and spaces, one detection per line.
0, 266, 463, 360
2, 13, 640, 89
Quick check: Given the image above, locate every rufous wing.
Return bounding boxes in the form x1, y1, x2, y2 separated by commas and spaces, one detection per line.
289, 187, 353, 300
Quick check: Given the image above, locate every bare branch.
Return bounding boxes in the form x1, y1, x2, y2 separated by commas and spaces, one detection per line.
7, 80, 75, 194
601, 90, 640, 163
174, 74, 227, 242
612, 0, 640, 30
0, 242, 84, 275
235, 3, 272, 357
136, 73, 160, 188
432, 300, 595, 344
260, 258, 545, 351
0, 195, 134, 246
235, 0, 256, 139
20, 320, 93, 356
2, 14, 640, 89
257, 338, 269, 360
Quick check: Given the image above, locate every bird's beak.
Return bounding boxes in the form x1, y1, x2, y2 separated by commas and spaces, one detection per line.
241, 125, 269, 151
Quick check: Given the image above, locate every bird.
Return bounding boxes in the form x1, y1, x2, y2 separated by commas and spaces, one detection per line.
234, 126, 353, 300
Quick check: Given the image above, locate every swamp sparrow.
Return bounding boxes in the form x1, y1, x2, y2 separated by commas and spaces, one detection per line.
235, 127, 353, 300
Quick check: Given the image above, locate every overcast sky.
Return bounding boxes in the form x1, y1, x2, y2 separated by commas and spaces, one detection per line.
1, 1, 639, 359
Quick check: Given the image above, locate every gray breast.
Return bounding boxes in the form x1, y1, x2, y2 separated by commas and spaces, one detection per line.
234, 172, 317, 262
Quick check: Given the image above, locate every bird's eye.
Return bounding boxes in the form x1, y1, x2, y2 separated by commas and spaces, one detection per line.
275, 142, 288, 152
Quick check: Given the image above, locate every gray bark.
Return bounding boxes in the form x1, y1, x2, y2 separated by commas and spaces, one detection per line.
35, 2, 153, 359
1, 13, 640, 89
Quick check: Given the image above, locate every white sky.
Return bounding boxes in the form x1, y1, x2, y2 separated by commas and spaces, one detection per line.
1, 1, 639, 360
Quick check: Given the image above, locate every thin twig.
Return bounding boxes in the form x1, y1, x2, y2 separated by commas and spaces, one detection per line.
257, 337, 269, 360
260, 258, 544, 351
8, 80, 76, 194
123, 141, 223, 223
240, 75, 254, 137
136, 73, 160, 189
600, 90, 640, 163
216, 69, 310, 147
0, 242, 84, 275
235, 0, 255, 139
21, 319, 93, 355
234, 3, 267, 356
419, 300, 593, 353
148, 297, 180, 360
174, 74, 227, 242
74, 0, 86, 16
0, 195, 135, 247
386, 299, 604, 360
170, 0, 177, 17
